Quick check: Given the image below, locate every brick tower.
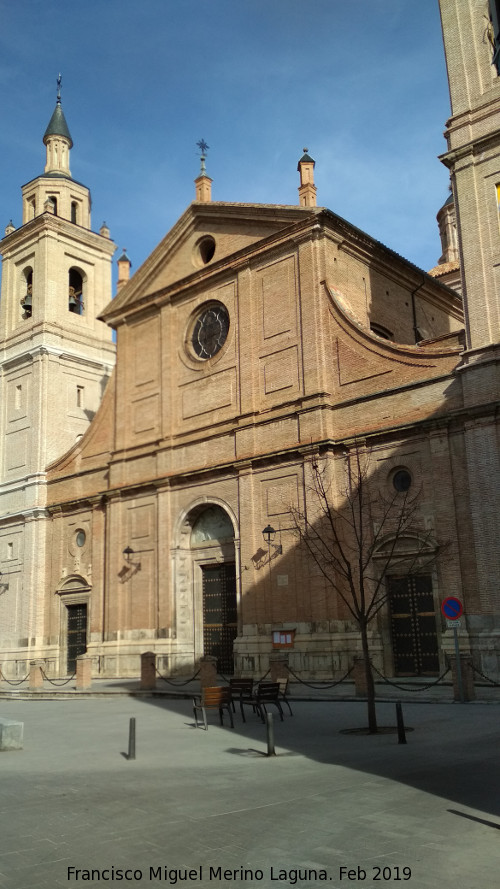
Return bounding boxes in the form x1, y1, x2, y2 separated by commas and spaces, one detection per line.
439, 0, 500, 350
439, 0, 500, 666
0, 80, 116, 672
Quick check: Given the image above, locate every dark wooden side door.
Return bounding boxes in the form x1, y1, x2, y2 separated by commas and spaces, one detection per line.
388, 575, 439, 675
202, 564, 237, 675
67, 603, 88, 674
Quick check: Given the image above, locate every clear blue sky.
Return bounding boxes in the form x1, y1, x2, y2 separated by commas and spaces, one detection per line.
0, 1, 451, 291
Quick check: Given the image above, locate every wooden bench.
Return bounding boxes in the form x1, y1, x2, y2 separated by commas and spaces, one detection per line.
276, 677, 293, 716
240, 682, 284, 723
228, 678, 254, 715
192, 686, 234, 730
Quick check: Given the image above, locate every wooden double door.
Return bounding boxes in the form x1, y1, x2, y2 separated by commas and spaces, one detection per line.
202, 563, 237, 675
388, 575, 439, 675
66, 603, 88, 674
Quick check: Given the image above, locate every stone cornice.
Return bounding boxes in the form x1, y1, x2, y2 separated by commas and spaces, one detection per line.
0, 213, 116, 258
0, 341, 115, 373
439, 128, 500, 169
0, 506, 49, 525
46, 368, 490, 506
45, 396, 499, 511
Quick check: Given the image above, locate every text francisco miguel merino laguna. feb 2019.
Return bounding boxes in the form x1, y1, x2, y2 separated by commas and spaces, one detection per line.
67, 864, 413, 883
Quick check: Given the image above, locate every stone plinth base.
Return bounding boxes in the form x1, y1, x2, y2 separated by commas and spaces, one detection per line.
448, 654, 475, 702
140, 651, 157, 690
29, 660, 44, 690
352, 657, 370, 696
0, 718, 23, 750
76, 656, 93, 690
269, 652, 289, 682
199, 656, 217, 688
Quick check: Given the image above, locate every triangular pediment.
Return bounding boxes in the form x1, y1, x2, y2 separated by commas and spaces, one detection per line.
101, 202, 318, 323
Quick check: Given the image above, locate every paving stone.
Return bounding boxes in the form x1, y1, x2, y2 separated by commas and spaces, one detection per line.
0, 697, 496, 888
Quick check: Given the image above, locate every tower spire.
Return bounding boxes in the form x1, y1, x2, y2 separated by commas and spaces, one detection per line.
297, 148, 317, 207
43, 74, 73, 175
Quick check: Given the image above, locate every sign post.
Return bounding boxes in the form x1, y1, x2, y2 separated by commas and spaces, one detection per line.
441, 598, 464, 703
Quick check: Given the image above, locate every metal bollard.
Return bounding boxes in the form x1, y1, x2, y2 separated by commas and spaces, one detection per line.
266, 712, 275, 756
395, 701, 406, 745
127, 717, 136, 760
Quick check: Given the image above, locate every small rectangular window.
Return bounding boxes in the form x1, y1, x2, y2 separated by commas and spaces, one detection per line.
76, 385, 84, 408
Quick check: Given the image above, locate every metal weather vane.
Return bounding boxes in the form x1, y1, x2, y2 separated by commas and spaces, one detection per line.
196, 139, 210, 176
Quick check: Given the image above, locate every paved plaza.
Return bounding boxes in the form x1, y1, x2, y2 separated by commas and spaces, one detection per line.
0, 688, 498, 889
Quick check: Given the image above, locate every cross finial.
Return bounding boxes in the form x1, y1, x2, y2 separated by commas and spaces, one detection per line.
57, 73, 62, 103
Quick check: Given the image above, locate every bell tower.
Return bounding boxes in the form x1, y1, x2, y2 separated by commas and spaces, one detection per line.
1, 79, 116, 340
0, 79, 116, 669
439, 0, 500, 352
438, 1, 500, 668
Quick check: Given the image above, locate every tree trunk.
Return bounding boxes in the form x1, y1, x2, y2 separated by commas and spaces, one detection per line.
360, 620, 377, 733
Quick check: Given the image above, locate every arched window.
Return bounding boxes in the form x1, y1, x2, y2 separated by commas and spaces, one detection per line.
191, 506, 234, 546
21, 267, 33, 318
68, 268, 84, 315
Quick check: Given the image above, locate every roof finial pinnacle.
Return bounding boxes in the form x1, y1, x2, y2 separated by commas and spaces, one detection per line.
56, 73, 62, 104
196, 138, 209, 176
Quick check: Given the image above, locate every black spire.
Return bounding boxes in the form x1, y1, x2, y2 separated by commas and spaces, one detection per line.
43, 74, 73, 148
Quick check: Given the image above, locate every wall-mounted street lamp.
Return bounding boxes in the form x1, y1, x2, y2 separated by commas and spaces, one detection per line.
262, 525, 275, 546
262, 526, 282, 625
262, 526, 282, 556
119, 545, 148, 583
123, 545, 152, 562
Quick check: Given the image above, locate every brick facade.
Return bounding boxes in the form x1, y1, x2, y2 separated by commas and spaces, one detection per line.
1, 6, 499, 682
42, 195, 486, 680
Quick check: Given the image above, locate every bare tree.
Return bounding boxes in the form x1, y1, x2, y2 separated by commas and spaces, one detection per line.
291, 444, 441, 733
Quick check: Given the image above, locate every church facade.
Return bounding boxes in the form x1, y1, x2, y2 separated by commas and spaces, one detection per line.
1, 0, 499, 682
43, 187, 465, 680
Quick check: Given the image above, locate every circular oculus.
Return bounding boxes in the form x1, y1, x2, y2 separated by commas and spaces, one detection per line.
192, 304, 229, 359
392, 469, 412, 492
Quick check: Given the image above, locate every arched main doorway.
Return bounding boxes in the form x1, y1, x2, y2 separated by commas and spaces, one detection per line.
176, 503, 238, 675
191, 506, 237, 675
56, 576, 91, 674
374, 533, 441, 677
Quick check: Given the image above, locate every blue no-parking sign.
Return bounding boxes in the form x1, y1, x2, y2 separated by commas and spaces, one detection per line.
441, 597, 463, 619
